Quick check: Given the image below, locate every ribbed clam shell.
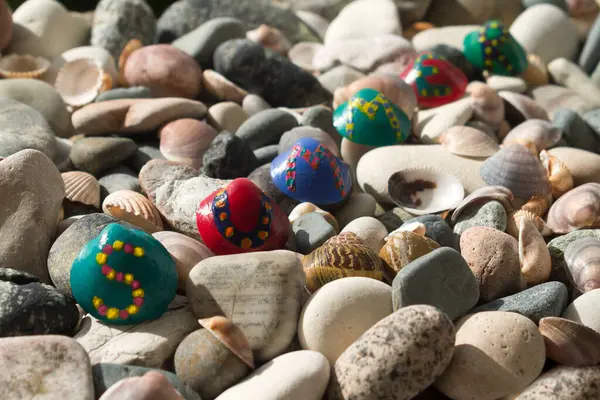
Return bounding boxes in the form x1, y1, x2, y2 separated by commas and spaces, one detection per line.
547, 183, 600, 234
55, 58, 112, 106
102, 189, 164, 233
539, 317, 600, 367
388, 167, 465, 216
564, 237, 600, 294
521, 195, 550, 217
61, 171, 100, 208
0, 54, 51, 79
379, 231, 440, 280
198, 316, 254, 369
301, 232, 384, 293
440, 126, 499, 158
506, 209, 551, 238
503, 120, 562, 153
540, 150, 574, 199
451, 186, 514, 223
518, 218, 551, 286
480, 144, 551, 199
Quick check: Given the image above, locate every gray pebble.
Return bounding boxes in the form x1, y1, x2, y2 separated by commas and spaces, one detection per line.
292, 212, 337, 255
402, 215, 457, 250
95, 86, 153, 102
253, 145, 279, 165
236, 109, 299, 150
300, 105, 342, 148
70, 137, 137, 177
453, 201, 507, 236
554, 108, 600, 153
202, 131, 258, 179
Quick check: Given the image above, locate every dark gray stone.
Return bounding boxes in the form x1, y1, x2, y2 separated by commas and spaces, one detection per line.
579, 14, 600, 74
214, 39, 332, 108
253, 145, 279, 166
428, 43, 483, 81
300, 105, 342, 148
553, 108, 600, 153
202, 131, 258, 179
453, 201, 507, 236
392, 247, 479, 320
248, 164, 299, 215
376, 210, 405, 233
402, 215, 457, 250
292, 212, 337, 254
125, 143, 165, 172
70, 137, 137, 177
95, 86, 153, 102
99, 165, 142, 202
0, 268, 79, 337
92, 363, 201, 400
172, 17, 246, 68
471, 281, 569, 324
236, 109, 299, 150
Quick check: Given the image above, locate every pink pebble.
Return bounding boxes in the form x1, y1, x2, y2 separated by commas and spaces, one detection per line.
101, 265, 111, 275
102, 245, 113, 255
119, 310, 129, 319
98, 305, 108, 316
133, 297, 144, 307
124, 244, 134, 254
132, 281, 140, 289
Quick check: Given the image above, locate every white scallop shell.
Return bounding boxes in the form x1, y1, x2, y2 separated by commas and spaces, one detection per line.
61, 171, 100, 208
388, 167, 465, 215
55, 58, 112, 107
102, 190, 164, 233
60, 46, 119, 82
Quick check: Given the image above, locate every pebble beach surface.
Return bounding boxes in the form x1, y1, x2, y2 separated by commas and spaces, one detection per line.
2, 0, 600, 399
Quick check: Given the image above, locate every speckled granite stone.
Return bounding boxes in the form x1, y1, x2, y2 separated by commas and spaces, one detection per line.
515, 365, 600, 399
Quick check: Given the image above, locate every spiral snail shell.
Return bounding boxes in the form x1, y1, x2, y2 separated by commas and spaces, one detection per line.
379, 231, 440, 281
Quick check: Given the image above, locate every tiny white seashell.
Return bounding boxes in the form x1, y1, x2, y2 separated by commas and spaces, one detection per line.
60, 46, 119, 83
388, 167, 465, 216
0, 54, 51, 79
55, 58, 112, 107
102, 190, 164, 233
61, 171, 100, 208
385, 221, 427, 241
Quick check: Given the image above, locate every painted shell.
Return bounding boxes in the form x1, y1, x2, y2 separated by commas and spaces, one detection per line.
540, 150, 574, 199
521, 195, 550, 217
451, 186, 514, 223
564, 237, 600, 294
61, 46, 119, 83
102, 190, 164, 234
301, 232, 384, 293
159, 119, 218, 170
539, 317, 600, 367
388, 167, 465, 216
480, 143, 551, 200
518, 218, 551, 286
0, 54, 51, 79
503, 120, 562, 153
439, 126, 499, 158
61, 171, 101, 208
399, 51, 468, 108
546, 183, 600, 234
199, 316, 254, 369
196, 178, 290, 255
463, 20, 528, 76
271, 137, 352, 206
333, 88, 411, 146
379, 231, 440, 280
506, 209, 552, 238
288, 202, 339, 232
55, 58, 113, 107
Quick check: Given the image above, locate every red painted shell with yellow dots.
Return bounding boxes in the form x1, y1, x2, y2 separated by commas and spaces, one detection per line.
399, 52, 468, 108
195, 178, 290, 255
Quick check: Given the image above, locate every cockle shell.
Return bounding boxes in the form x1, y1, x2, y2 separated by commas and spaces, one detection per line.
503, 120, 562, 153
451, 186, 514, 223
439, 126, 500, 158
518, 218, 551, 286
301, 232, 384, 293
379, 231, 440, 280
55, 58, 113, 107
540, 150, 574, 199
61, 171, 100, 208
61, 46, 119, 83
546, 183, 600, 234
539, 317, 600, 366
564, 237, 600, 293
288, 202, 339, 233
388, 167, 465, 216
506, 209, 552, 238
198, 316, 254, 369
521, 195, 550, 217
0, 54, 51, 79
102, 189, 164, 234
385, 221, 427, 240
480, 143, 551, 200
159, 119, 217, 170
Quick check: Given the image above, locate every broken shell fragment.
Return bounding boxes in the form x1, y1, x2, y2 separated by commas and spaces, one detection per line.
0, 54, 51, 79
55, 58, 113, 107
198, 316, 254, 369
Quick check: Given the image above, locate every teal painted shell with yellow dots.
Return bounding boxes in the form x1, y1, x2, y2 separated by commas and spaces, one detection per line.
463, 20, 528, 76
70, 223, 177, 325
333, 88, 411, 146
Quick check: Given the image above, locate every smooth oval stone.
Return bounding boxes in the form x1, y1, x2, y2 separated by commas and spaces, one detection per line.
514, 365, 600, 399
333, 192, 376, 229
292, 212, 337, 255
453, 200, 508, 235
174, 328, 249, 399
552, 108, 600, 153
186, 250, 305, 361
340, 216, 388, 254
333, 88, 411, 146
425, 0, 522, 27
253, 145, 279, 165
99, 166, 142, 200
329, 305, 455, 400
127, 143, 165, 172
278, 126, 340, 156
435, 311, 546, 400
548, 147, 600, 186
172, 17, 246, 67
583, 108, 600, 134
562, 289, 600, 333
412, 25, 480, 52
70, 223, 178, 324
242, 94, 272, 116
392, 247, 479, 320
70, 137, 137, 177
0, 268, 79, 336
472, 281, 569, 324
236, 109, 299, 150
579, 14, 600, 74
93, 363, 201, 400
401, 215, 457, 250
216, 350, 329, 400
300, 105, 341, 147
95, 87, 153, 102
207, 102, 248, 132
318, 65, 366, 94
298, 277, 392, 365
201, 131, 258, 179
214, 39, 332, 108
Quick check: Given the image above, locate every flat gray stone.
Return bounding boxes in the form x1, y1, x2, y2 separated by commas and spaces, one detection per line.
402, 215, 457, 250
453, 201, 507, 236
69, 137, 137, 177
236, 109, 299, 150
292, 212, 337, 255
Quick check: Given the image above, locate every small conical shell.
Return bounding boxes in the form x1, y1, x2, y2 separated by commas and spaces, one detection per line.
451, 186, 514, 223
379, 231, 440, 280
61, 171, 100, 208
540, 150, 574, 199
0, 54, 51, 79
521, 195, 550, 217
439, 126, 500, 158
503, 120, 562, 153
506, 209, 551, 238
480, 143, 551, 200
564, 237, 600, 294
102, 190, 164, 233
118, 39, 144, 86
539, 317, 600, 367
55, 58, 112, 107
302, 232, 384, 293
198, 316, 254, 369
546, 183, 600, 234
518, 218, 551, 286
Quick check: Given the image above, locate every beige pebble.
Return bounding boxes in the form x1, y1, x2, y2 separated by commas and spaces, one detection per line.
207, 101, 248, 132
341, 216, 388, 253
562, 288, 600, 334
